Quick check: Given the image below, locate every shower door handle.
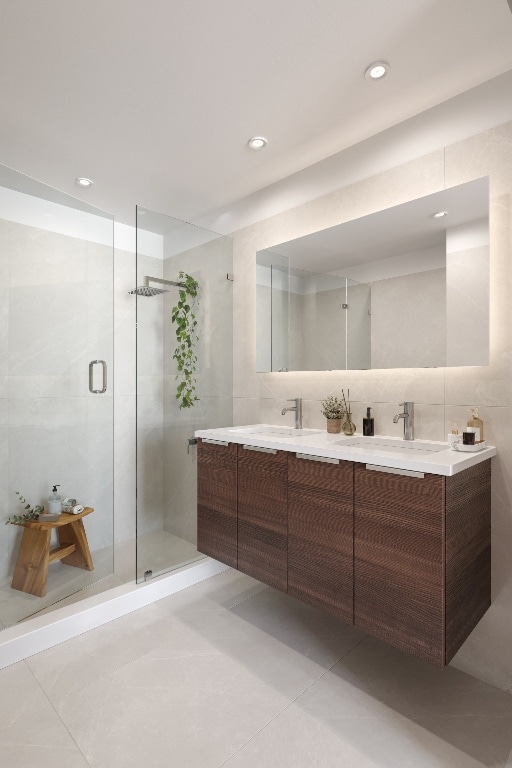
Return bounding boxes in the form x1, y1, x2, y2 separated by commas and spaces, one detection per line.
89, 360, 107, 394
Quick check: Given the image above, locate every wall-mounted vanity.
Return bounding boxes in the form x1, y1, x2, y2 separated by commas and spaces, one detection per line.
195, 426, 495, 667
256, 177, 489, 372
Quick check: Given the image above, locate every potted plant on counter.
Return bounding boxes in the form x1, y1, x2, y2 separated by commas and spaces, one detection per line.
321, 396, 345, 434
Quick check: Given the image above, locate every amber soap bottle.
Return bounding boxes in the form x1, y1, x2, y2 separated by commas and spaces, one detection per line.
467, 407, 484, 443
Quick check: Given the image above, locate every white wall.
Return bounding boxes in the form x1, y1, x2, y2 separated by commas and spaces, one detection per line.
231, 119, 512, 693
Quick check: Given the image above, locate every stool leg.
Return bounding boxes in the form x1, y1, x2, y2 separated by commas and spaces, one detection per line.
59, 519, 94, 570
11, 528, 51, 597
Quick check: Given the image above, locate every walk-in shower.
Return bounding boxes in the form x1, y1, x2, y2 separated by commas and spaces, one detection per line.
0, 172, 233, 636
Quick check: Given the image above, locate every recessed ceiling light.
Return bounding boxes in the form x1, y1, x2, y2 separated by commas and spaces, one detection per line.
248, 136, 268, 150
432, 211, 448, 218
364, 61, 390, 80
75, 177, 94, 188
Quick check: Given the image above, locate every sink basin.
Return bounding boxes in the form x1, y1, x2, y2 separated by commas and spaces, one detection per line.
334, 436, 449, 456
228, 425, 323, 438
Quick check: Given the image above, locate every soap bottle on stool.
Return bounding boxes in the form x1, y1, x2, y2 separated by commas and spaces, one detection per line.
48, 485, 62, 515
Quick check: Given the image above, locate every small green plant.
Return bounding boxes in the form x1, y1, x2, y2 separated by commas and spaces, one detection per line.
172, 271, 200, 409
321, 396, 345, 420
5, 492, 44, 525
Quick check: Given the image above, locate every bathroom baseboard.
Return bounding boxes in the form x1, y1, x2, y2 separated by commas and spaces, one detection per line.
0, 558, 229, 669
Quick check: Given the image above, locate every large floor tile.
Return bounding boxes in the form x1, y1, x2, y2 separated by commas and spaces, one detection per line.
0, 661, 50, 730
0, 744, 91, 768
164, 607, 362, 701
26, 569, 265, 703
55, 631, 290, 768
293, 636, 512, 767
222, 705, 381, 768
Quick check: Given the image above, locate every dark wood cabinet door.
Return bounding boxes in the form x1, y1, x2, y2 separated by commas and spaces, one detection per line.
197, 440, 238, 568
445, 460, 491, 663
354, 465, 445, 666
288, 455, 354, 624
237, 446, 288, 591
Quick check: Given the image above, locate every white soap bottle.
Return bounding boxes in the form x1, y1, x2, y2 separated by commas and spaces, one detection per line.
48, 484, 62, 515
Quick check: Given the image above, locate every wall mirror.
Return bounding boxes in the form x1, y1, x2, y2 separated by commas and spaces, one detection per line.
256, 177, 489, 371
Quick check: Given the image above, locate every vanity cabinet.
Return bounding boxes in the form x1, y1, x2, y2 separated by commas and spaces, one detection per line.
197, 440, 238, 568
237, 446, 288, 591
288, 454, 353, 623
354, 461, 491, 666
197, 437, 491, 667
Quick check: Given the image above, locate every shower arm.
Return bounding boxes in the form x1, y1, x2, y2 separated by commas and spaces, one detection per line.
143, 275, 185, 289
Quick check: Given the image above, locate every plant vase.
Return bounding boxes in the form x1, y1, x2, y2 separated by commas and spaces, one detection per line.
342, 413, 356, 436
326, 418, 342, 434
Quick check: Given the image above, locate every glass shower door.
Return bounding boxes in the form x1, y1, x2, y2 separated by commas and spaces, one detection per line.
0, 165, 114, 627
135, 206, 232, 582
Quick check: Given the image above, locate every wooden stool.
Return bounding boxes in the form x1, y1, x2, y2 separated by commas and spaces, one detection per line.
11, 507, 94, 597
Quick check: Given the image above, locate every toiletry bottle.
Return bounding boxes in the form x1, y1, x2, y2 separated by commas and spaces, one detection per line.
467, 408, 484, 443
48, 485, 62, 515
448, 421, 460, 446
363, 407, 374, 436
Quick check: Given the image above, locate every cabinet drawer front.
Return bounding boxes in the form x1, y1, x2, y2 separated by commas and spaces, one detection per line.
238, 447, 288, 591
197, 440, 238, 517
238, 519, 287, 591
237, 447, 287, 530
288, 455, 354, 623
197, 440, 238, 567
354, 465, 445, 665
197, 506, 237, 568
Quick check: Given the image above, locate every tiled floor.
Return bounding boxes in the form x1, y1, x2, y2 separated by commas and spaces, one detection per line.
1, 569, 512, 767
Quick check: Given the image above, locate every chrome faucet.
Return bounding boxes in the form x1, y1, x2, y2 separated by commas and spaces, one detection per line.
281, 398, 303, 429
393, 401, 415, 440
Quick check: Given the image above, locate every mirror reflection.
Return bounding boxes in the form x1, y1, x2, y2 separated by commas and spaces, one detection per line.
256, 177, 489, 371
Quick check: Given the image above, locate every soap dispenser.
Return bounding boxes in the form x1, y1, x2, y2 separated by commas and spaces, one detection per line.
467, 408, 484, 443
363, 407, 374, 436
48, 484, 62, 515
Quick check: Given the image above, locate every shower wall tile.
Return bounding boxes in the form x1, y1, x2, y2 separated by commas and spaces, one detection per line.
86, 241, 113, 283
114, 247, 136, 397
8, 221, 87, 287
8, 284, 88, 378
113, 394, 136, 546
86, 277, 113, 365
0, 218, 9, 285
0, 287, 7, 379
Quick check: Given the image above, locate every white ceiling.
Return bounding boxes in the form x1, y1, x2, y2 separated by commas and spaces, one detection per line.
1, 0, 512, 232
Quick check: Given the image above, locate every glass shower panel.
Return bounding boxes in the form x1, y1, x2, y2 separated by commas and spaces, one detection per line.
135, 207, 232, 582
0, 165, 114, 628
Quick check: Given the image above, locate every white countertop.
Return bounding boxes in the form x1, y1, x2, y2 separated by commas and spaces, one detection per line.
194, 424, 496, 476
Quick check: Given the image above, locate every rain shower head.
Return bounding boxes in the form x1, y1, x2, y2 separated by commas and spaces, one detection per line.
128, 275, 185, 297
129, 285, 169, 297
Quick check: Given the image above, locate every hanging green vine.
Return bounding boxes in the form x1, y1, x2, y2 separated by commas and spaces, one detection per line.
172, 271, 200, 409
